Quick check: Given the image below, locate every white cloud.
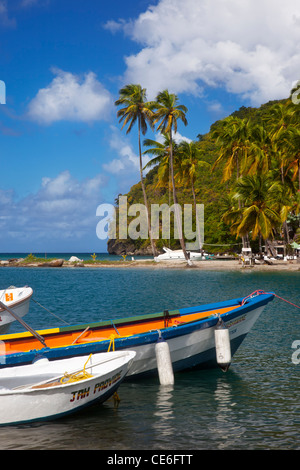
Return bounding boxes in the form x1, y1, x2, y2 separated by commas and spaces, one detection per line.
103, 18, 128, 34
32, 170, 103, 216
115, 0, 300, 105
27, 69, 113, 124
103, 126, 147, 175
0, 171, 105, 249
103, 126, 192, 179
155, 131, 191, 145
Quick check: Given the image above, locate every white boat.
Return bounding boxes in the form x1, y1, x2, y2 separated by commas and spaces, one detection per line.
0, 350, 136, 426
0, 287, 33, 334
154, 247, 204, 261
0, 291, 274, 379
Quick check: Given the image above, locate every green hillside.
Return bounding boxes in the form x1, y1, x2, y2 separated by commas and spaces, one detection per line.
108, 96, 300, 256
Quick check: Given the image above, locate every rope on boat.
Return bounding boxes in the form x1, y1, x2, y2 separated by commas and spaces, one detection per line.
241, 290, 300, 309
113, 391, 121, 408
32, 298, 70, 325
60, 354, 93, 384
271, 293, 300, 309
106, 331, 132, 351
107, 334, 116, 352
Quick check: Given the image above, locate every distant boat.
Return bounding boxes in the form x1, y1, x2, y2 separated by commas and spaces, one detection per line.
154, 247, 205, 261
0, 290, 274, 378
0, 350, 135, 426
0, 287, 33, 334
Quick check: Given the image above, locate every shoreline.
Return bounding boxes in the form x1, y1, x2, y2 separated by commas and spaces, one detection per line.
1, 258, 300, 271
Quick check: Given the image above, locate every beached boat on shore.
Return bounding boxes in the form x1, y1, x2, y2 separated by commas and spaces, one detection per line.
0, 290, 274, 378
154, 247, 205, 261
0, 350, 135, 426
0, 287, 33, 334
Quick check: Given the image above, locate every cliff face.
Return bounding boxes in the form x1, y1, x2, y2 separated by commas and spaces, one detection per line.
107, 238, 157, 256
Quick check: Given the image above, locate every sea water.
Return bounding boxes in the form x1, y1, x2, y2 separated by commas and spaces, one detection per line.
0, 262, 299, 450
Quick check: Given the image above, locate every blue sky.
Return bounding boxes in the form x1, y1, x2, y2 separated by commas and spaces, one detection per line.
0, 0, 299, 253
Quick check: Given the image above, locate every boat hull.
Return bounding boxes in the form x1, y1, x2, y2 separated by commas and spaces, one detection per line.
0, 292, 274, 378
0, 287, 33, 334
0, 351, 135, 426
120, 304, 264, 377
155, 248, 203, 261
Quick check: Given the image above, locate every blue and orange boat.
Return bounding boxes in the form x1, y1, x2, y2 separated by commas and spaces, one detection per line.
0, 290, 274, 378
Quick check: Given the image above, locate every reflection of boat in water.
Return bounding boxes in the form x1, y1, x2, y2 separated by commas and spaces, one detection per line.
0, 350, 135, 426
154, 247, 205, 261
0, 287, 33, 334
0, 290, 274, 378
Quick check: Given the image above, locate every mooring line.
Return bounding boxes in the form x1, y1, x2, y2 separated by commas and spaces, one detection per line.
241, 290, 300, 310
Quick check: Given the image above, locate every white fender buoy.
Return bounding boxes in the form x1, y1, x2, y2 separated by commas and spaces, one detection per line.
32, 355, 49, 365
214, 317, 231, 372
155, 336, 174, 385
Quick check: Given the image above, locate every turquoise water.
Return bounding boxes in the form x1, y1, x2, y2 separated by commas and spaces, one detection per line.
0, 264, 299, 450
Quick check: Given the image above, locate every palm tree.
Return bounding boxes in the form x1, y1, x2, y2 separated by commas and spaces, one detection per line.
263, 102, 297, 243
284, 127, 300, 191
263, 102, 295, 141
177, 141, 210, 251
143, 134, 183, 194
245, 123, 273, 176
152, 90, 189, 261
225, 174, 282, 254
115, 84, 157, 256
143, 134, 173, 186
212, 116, 254, 248
211, 116, 251, 181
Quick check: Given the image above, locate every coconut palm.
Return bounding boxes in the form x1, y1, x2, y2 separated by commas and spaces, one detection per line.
226, 174, 282, 253
212, 116, 255, 248
263, 102, 298, 243
263, 102, 296, 182
143, 134, 173, 184
211, 116, 252, 182
284, 127, 300, 191
152, 90, 189, 261
143, 134, 183, 192
263, 102, 295, 141
177, 141, 211, 251
245, 123, 273, 176
115, 84, 157, 256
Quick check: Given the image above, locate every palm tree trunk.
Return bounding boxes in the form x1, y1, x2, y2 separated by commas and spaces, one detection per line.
279, 157, 290, 244
236, 152, 248, 248
169, 129, 189, 262
191, 181, 202, 253
259, 233, 262, 256
138, 118, 157, 257
298, 160, 300, 228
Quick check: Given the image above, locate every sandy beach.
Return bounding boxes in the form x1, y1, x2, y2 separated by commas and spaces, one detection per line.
3, 257, 299, 271
117, 258, 300, 271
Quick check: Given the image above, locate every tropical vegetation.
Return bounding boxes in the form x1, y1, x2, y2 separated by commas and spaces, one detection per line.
115, 84, 157, 256
111, 85, 300, 257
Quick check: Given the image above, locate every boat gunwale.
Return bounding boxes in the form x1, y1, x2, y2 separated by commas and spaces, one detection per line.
0, 293, 274, 367
0, 292, 274, 345
0, 308, 181, 342
0, 287, 33, 313
0, 360, 131, 396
